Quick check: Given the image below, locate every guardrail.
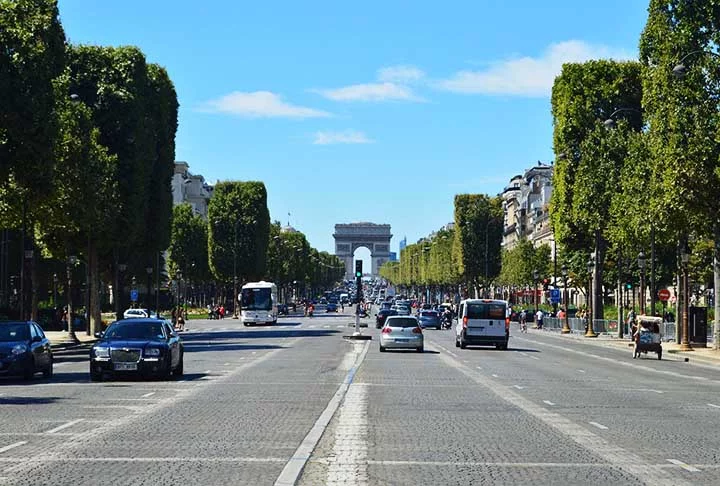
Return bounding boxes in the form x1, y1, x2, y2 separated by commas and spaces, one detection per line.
542, 317, 714, 343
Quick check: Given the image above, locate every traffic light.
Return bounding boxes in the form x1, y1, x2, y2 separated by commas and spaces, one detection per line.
355, 260, 363, 278
625, 282, 632, 290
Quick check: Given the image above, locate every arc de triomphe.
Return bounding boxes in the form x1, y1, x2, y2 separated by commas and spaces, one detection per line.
334, 223, 392, 278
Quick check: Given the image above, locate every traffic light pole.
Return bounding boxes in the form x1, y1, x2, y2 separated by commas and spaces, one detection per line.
345, 259, 371, 341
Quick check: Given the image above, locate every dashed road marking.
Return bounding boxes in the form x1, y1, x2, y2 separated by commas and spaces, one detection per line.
45, 419, 84, 434
637, 389, 664, 394
588, 421, 608, 430
140, 392, 155, 398
0, 442, 26, 454
708, 403, 720, 409
543, 400, 555, 406
513, 385, 525, 390
667, 459, 701, 472
491, 374, 499, 378
476, 366, 483, 370
577, 369, 586, 373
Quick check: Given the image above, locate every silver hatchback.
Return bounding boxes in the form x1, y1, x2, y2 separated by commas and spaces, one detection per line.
379, 315, 424, 352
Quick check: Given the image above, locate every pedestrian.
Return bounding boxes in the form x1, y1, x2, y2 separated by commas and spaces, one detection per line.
219, 305, 225, 319
171, 307, 177, 327
535, 309, 544, 330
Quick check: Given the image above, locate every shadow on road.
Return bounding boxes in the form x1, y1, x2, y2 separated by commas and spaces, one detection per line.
182, 343, 285, 353
0, 396, 64, 405
181, 329, 340, 341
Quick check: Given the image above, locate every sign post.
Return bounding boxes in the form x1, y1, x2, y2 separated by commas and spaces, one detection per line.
345, 260, 371, 341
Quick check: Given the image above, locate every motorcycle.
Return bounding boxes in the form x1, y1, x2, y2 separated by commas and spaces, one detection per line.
441, 313, 453, 330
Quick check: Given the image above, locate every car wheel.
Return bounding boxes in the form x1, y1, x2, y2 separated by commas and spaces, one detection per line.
42, 359, 53, 379
243, 322, 249, 327
460, 338, 467, 350
455, 338, 460, 348
417, 346, 424, 353
22, 359, 35, 380
90, 370, 103, 382
173, 355, 184, 377
379, 345, 386, 352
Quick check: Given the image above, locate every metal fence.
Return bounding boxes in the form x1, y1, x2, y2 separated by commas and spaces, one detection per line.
542, 317, 714, 343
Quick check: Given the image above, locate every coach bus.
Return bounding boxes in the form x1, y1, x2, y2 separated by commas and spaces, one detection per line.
240, 281, 278, 326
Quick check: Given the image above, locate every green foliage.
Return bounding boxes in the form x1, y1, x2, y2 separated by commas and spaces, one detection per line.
453, 194, 504, 287
498, 239, 551, 286
168, 204, 209, 283
208, 181, 271, 282
0, 0, 66, 223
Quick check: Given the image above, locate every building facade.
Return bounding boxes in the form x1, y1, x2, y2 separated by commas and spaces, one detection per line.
171, 161, 213, 219
501, 163, 554, 253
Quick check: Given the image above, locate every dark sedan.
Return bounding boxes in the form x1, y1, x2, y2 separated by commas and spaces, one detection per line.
375, 309, 397, 329
418, 310, 441, 330
90, 319, 183, 381
0, 321, 53, 380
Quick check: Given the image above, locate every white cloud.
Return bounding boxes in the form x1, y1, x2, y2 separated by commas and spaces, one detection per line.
436, 40, 635, 97
377, 65, 425, 83
199, 91, 331, 118
313, 130, 374, 145
314, 82, 422, 102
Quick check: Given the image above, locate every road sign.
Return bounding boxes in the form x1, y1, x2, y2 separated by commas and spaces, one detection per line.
130, 289, 138, 302
658, 288, 670, 301
550, 288, 561, 303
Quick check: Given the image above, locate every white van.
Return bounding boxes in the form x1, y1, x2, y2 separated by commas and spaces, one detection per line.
455, 299, 509, 350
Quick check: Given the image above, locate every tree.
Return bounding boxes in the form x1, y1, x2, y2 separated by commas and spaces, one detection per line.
208, 181, 271, 284
168, 203, 209, 284
639, 0, 720, 346
453, 194, 503, 296
551, 60, 643, 319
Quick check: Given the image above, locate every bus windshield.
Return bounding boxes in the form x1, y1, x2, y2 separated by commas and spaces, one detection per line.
241, 287, 272, 311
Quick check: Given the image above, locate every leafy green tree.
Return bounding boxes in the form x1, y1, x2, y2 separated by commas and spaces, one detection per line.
639, 0, 720, 345
551, 60, 642, 319
208, 181, 271, 284
453, 194, 503, 296
168, 203, 209, 284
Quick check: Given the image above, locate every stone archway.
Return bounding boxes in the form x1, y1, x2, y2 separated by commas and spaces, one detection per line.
333, 223, 392, 278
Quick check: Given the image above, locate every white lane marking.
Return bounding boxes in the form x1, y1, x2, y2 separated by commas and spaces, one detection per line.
436, 351, 691, 486
323, 325, 330, 329
0, 456, 286, 463
0, 442, 26, 454
140, 392, 155, 398
667, 459, 701, 472
45, 419, 84, 434
543, 400, 555, 406
519, 352, 528, 357
588, 421, 608, 430
636, 389, 664, 394
476, 366, 483, 370
708, 403, 720, 409
577, 369, 586, 373
251, 352, 257, 355
274, 341, 370, 486
326, 383, 369, 485
528, 355, 540, 360
513, 385, 525, 390
224, 362, 230, 366
491, 374, 499, 378
309, 325, 316, 328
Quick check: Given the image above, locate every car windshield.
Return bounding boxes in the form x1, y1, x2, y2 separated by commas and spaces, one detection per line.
386, 318, 418, 328
0, 323, 29, 342
105, 322, 165, 340
466, 303, 506, 319
241, 288, 272, 311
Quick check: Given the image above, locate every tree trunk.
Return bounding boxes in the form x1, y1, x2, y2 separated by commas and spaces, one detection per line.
714, 223, 720, 350
593, 231, 605, 321
89, 241, 101, 335
30, 247, 38, 321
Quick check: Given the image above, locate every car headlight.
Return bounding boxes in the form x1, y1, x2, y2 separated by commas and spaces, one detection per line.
144, 348, 161, 357
93, 347, 109, 358
11, 344, 28, 356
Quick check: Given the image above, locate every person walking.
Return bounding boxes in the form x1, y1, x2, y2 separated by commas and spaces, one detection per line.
535, 309, 544, 330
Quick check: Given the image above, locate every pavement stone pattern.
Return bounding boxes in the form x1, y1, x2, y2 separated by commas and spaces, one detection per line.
3, 316, 720, 484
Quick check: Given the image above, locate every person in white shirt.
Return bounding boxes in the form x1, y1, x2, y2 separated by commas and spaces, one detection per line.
535, 309, 544, 329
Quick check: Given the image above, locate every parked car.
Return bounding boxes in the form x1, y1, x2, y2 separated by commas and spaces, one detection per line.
379, 315, 424, 353
0, 320, 53, 380
90, 318, 183, 381
418, 310, 441, 330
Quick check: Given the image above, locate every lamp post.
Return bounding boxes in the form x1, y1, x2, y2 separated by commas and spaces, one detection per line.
680, 248, 693, 351
585, 257, 597, 337
145, 266, 153, 315
638, 251, 646, 315
532, 269, 539, 314
561, 264, 570, 334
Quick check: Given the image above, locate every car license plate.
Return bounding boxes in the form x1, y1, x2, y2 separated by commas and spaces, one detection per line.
114, 363, 137, 371
395, 338, 409, 342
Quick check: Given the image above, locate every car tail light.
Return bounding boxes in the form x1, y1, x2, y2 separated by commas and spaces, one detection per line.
505, 317, 510, 330
462, 316, 468, 329
382, 327, 392, 334
412, 327, 422, 334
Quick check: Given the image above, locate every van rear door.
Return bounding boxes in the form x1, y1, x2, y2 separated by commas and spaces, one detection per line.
465, 301, 507, 338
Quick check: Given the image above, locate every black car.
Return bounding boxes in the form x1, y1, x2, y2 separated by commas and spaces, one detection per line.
0, 321, 53, 380
90, 318, 183, 381
375, 309, 397, 329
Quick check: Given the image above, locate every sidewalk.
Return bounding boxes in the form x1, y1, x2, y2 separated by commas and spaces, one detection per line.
45, 330, 97, 350
533, 327, 720, 367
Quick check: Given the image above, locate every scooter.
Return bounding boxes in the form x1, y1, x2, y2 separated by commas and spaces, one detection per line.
441, 314, 452, 330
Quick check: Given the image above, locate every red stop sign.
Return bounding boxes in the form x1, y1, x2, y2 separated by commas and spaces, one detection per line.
658, 289, 670, 301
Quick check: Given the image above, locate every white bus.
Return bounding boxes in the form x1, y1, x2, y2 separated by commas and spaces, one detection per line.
240, 281, 278, 326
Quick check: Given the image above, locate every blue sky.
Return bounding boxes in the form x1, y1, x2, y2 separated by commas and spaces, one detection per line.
58, 0, 649, 265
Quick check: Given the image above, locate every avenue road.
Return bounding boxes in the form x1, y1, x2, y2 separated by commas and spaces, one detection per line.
1, 310, 720, 485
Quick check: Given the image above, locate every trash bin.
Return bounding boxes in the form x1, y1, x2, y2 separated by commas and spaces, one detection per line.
690, 306, 707, 347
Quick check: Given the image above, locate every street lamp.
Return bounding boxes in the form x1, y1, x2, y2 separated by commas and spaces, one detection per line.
585, 257, 597, 338
680, 247, 693, 351
52, 273, 58, 309
602, 107, 643, 129
561, 264, 570, 334
672, 50, 720, 79
638, 251, 646, 315
532, 269, 539, 314
145, 266, 153, 314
